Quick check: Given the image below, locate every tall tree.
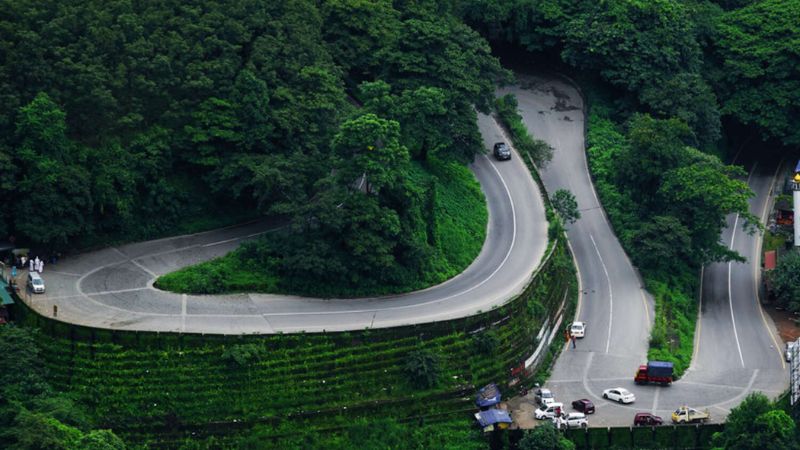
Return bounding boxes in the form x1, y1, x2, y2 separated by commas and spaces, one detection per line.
711, 0, 800, 146
13, 93, 93, 246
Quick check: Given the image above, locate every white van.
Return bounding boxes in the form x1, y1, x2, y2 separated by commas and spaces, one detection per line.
534, 402, 564, 420
27, 272, 45, 294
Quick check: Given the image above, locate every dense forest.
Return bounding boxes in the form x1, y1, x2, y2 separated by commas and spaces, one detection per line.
2, 0, 800, 448
3, 0, 797, 295
0, 0, 508, 293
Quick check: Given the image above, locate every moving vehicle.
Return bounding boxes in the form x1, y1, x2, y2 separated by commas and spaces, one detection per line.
27, 272, 45, 294
633, 412, 663, 426
534, 388, 555, 406
553, 412, 588, 429
534, 402, 564, 420
571, 399, 595, 414
634, 361, 674, 385
602, 387, 635, 404
570, 321, 586, 338
493, 142, 511, 160
672, 406, 710, 424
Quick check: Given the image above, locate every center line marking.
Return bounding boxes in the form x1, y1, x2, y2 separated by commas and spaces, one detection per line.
590, 234, 613, 353
726, 165, 756, 369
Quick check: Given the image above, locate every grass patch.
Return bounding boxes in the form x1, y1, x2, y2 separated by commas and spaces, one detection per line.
764, 230, 788, 253
156, 158, 487, 297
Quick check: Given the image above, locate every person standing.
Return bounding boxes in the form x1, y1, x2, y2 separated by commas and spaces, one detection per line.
29, 257, 34, 272
571, 335, 577, 349
38, 260, 44, 274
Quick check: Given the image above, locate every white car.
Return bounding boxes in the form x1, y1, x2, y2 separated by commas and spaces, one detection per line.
534, 388, 555, 406
553, 412, 588, 429
534, 402, 564, 420
602, 387, 635, 404
570, 321, 586, 338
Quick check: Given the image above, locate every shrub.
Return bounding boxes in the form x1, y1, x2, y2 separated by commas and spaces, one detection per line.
404, 347, 441, 389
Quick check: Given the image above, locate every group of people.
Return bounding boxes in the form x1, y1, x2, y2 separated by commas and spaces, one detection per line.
18, 255, 45, 274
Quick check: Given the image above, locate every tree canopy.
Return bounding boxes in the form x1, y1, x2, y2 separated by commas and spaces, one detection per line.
0, 0, 505, 257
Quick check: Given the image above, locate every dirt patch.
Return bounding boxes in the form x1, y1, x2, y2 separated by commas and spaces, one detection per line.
765, 306, 800, 341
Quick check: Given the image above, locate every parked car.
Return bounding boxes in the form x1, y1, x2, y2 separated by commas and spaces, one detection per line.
493, 142, 511, 160
786, 341, 797, 363
602, 387, 635, 404
27, 271, 45, 294
534, 388, 555, 406
634, 412, 663, 426
553, 412, 588, 429
571, 399, 595, 414
534, 402, 564, 420
570, 321, 586, 338
672, 406, 709, 424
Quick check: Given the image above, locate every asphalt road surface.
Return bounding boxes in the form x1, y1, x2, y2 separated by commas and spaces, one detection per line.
503, 74, 787, 428
23, 115, 548, 334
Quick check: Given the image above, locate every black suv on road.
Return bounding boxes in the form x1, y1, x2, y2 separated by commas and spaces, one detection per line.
493, 142, 511, 160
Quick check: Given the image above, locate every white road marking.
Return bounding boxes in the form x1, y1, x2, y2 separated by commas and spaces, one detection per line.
47, 270, 82, 277
202, 237, 241, 247
131, 259, 158, 279
728, 215, 746, 369
652, 386, 660, 414
87, 287, 149, 296
181, 294, 187, 332
590, 234, 613, 353
727, 165, 756, 369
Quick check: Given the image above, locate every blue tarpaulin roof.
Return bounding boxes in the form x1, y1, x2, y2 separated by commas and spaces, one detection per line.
475, 409, 512, 427
475, 383, 501, 408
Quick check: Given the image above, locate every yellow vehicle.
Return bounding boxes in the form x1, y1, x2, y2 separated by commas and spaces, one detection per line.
672, 406, 709, 424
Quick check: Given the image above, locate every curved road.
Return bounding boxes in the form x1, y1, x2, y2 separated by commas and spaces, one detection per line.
19, 73, 788, 426
25, 115, 548, 334
503, 74, 787, 427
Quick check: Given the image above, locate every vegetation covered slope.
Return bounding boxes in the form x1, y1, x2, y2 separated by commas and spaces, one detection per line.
0, 0, 506, 294
13, 240, 576, 448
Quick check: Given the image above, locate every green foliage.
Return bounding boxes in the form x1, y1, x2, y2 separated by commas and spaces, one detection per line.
0, 0, 503, 255
645, 276, 697, 376
711, 393, 799, 450
220, 344, 268, 368
711, 0, 800, 146
404, 347, 442, 389
472, 330, 499, 355
158, 158, 486, 297
0, 325, 125, 450
518, 422, 575, 450
768, 251, 800, 312
551, 189, 580, 225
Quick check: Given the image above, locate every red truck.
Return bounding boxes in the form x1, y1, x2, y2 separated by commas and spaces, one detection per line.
634, 361, 673, 385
